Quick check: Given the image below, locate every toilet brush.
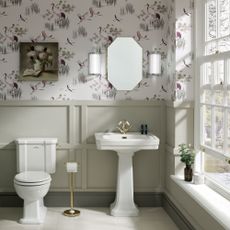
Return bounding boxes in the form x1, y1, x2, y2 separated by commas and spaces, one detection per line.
63, 162, 80, 217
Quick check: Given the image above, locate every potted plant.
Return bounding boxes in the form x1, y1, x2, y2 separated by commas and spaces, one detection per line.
178, 144, 195, 182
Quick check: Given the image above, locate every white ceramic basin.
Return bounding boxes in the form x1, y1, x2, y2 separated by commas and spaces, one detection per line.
95, 132, 159, 151
95, 132, 160, 217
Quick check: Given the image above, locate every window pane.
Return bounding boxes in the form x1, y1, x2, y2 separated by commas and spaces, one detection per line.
228, 110, 230, 153
206, 0, 217, 41
204, 154, 229, 172
203, 105, 212, 146
214, 107, 224, 150
214, 90, 224, 104
218, 36, 230, 52
227, 91, 230, 105
218, 0, 230, 37
202, 62, 212, 85
205, 41, 218, 55
227, 59, 230, 85
214, 60, 224, 85
204, 154, 230, 190
202, 90, 212, 103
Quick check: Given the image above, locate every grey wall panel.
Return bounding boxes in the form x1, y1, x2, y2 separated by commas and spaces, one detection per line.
0, 101, 164, 192
0, 106, 68, 143
86, 106, 161, 144
0, 149, 16, 192
133, 150, 161, 191
86, 150, 117, 190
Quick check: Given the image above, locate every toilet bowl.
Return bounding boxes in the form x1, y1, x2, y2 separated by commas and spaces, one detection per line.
14, 138, 57, 224
14, 171, 51, 224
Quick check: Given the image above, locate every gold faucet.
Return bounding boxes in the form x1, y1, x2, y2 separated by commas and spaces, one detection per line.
116, 120, 132, 134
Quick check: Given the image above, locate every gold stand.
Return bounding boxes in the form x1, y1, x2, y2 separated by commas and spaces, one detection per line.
63, 172, 80, 217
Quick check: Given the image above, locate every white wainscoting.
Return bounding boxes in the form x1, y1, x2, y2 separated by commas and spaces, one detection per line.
0, 101, 165, 193
164, 101, 194, 188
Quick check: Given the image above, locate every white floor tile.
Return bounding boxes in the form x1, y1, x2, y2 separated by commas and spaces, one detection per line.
0, 207, 179, 230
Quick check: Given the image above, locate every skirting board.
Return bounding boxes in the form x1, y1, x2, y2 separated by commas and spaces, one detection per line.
0, 192, 162, 207
0, 192, 194, 229
162, 193, 195, 230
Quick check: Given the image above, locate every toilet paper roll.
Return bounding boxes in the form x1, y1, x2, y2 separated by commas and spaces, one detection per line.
193, 172, 204, 185
66, 162, 78, 173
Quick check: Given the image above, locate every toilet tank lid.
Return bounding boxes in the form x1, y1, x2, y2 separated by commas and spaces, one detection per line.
15, 138, 58, 145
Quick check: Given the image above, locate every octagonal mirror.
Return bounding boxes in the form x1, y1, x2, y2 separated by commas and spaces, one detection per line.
107, 37, 142, 90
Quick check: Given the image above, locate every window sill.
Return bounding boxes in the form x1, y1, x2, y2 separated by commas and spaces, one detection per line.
171, 175, 230, 229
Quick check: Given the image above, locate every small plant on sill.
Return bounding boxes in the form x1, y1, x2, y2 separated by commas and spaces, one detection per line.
178, 144, 195, 182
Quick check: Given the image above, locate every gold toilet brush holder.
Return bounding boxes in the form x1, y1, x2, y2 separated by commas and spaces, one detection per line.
63, 162, 80, 217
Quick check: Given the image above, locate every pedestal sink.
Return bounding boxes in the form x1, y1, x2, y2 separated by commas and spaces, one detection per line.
95, 132, 160, 217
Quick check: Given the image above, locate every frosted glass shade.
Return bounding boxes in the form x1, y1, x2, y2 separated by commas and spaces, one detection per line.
149, 53, 161, 75
88, 53, 101, 75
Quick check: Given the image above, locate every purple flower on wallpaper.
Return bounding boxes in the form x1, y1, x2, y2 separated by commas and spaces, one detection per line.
58, 47, 74, 75
89, 24, 122, 47
43, 1, 75, 30
150, 13, 164, 29
59, 59, 69, 75
138, 3, 166, 31
77, 58, 87, 71
176, 31, 185, 49
77, 7, 101, 25
176, 82, 185, 100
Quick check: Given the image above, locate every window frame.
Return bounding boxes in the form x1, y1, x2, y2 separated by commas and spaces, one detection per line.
195, 0, 230, 192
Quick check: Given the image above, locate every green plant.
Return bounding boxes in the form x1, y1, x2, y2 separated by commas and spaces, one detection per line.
178, 144, 195, 167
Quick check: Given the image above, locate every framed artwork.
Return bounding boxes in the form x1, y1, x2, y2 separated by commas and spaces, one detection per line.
19, 42, 58, 81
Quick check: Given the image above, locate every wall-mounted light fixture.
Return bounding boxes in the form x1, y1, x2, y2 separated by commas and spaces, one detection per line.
148, 52, 161, 75
88, 52, 101, 75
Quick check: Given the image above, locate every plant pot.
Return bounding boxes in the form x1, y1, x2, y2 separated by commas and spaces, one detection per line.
184, 165, 193, 182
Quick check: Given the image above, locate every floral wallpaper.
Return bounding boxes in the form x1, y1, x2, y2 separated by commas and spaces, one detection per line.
166, 0, 176, 101
175, 0, 194, 101
0, 0, 194, 101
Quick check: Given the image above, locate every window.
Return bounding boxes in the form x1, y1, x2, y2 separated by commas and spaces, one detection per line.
196, 0, 230, 194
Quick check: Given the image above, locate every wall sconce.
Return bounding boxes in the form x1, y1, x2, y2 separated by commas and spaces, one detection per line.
148, 52, 161, 75
88, 52, 101, 75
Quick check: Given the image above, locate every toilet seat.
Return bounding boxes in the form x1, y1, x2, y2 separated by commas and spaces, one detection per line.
14, 171, 51, 186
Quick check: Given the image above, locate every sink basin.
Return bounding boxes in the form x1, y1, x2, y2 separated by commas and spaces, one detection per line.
95, 132, 159, 151
95, 132, 160, 217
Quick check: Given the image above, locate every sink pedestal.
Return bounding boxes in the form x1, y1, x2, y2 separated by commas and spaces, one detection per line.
111, 151, 139, 217
95, 132, 160, 217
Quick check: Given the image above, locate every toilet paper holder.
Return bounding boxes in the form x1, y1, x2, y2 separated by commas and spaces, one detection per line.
63, 162, 80, 217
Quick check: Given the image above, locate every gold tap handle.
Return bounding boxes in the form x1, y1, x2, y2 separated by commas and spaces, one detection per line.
116, 126, 124, 133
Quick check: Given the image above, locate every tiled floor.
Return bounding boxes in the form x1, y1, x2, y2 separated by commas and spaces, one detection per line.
0, 207, 179, 230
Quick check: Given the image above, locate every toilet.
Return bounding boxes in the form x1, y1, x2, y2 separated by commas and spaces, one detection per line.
14, 138, 57, 224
